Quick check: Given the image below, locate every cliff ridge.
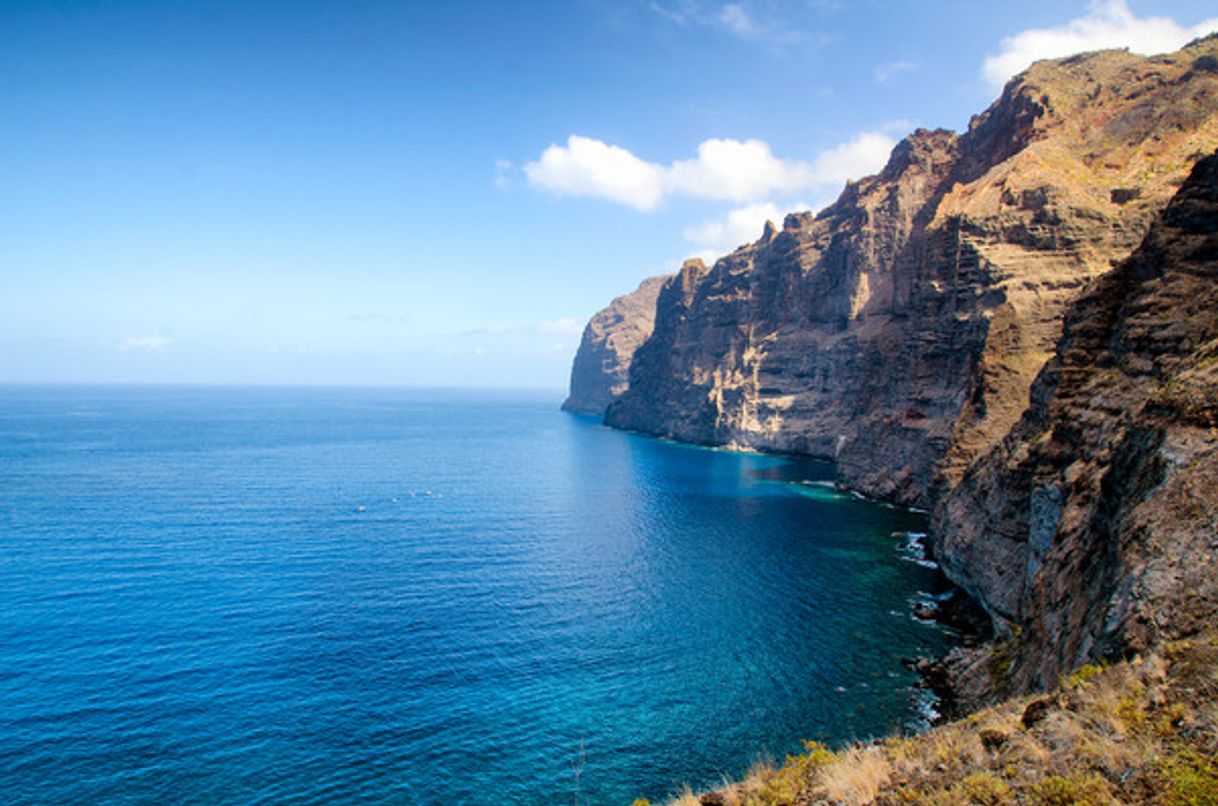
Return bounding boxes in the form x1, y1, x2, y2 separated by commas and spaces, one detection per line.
595, 39, 1218, 509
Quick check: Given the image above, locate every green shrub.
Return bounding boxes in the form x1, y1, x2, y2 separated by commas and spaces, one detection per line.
957, 772, 1014, 805
1160, 745, 1218, 806
1065, 663, 1105, 689
1027, 773, 1112, 805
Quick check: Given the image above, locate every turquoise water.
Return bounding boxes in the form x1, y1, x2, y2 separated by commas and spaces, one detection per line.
0, 386, 953, 804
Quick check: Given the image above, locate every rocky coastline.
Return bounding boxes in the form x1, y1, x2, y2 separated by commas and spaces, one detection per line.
568, 38, 1218, 804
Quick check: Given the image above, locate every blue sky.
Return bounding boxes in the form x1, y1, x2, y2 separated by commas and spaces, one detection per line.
3, 0, 1216, 388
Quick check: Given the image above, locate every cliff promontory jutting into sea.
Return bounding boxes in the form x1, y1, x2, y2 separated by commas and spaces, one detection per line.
644, 142, 1218, 806
567, 37, 1218, 803
576, 37, 1218, 511
562, 274, 673, 416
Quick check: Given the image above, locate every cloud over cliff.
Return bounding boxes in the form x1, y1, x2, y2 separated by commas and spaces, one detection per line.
983, 0, 1218, 89
522, 130, 895, 211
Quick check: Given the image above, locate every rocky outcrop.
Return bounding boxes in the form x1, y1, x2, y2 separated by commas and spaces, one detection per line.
562, 273, 672, 416
602, 39, 1218, 508
932, 150, 1218, 702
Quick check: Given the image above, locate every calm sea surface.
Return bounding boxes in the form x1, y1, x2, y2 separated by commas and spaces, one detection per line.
0, 386, 953, 804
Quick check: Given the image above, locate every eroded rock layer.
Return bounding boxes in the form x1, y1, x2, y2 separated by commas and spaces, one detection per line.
603, 39, 1218, 508
933, 150, 1218, 701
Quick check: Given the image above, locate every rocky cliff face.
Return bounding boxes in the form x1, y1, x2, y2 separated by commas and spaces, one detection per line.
602, 39, 1218, 508
933, 150, 1218, 701
562, 273, 672, 416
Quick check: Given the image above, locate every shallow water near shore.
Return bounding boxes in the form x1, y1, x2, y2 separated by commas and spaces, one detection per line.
0, 386, 954, 804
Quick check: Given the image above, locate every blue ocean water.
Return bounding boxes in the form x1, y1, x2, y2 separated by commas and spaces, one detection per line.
0, 386, 953, 804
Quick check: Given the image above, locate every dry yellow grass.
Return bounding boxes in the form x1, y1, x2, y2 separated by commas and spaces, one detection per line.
669, 784, 701, 806
819, 747, 891, 805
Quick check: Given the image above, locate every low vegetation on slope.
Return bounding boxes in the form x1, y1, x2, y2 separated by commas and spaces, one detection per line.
640, 633, 1218, 806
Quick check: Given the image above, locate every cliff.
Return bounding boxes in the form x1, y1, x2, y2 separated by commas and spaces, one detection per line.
562, 273, 672, 416
932, 149, 1218, 704
589, 45, 1218, 805
638, 141, 1218, 806
600, 38, 1218, 509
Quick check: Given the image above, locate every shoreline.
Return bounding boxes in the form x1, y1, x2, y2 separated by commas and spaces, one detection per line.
589, 413, 989, 721
586, 412, 984, 757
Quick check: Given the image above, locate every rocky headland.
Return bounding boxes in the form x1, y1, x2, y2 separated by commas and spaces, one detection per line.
562, 273, 672, 415
585, 37, 1218, 511
641, 151, 1218, 806
565, 36, 1218, 805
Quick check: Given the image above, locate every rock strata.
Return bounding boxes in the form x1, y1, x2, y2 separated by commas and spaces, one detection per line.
562, 273, 672, 416
933, 149, 1218, 703
600, 39, 1218, 509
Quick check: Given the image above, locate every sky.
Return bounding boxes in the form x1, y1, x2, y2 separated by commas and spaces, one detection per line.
3, 0, 1217, 388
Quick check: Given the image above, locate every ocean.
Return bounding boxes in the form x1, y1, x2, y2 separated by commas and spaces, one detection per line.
0, 385, 953, 804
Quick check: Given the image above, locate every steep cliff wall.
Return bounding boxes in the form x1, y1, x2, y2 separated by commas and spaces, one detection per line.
562, 273, 672, 416
933, 150, 1218, 700
603, 39, 1218, 508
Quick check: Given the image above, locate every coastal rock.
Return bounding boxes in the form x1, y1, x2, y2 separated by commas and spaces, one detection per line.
978, 727, 1007, 750
934, 149, 1218, 702
561, 273, 672, 416
600, 39, 1218, 509
1021, 696, 1057, 728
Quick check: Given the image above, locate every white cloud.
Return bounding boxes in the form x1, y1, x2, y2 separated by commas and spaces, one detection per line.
682, 202, 787, 260
649, 1, 813, 46
718, 3, 755, 36
674, 135, 903, 261
873, 59, 918, 85
523, 135, 665, 210
493, 159, 514, 190
648, 0, 699, 27
667, 138, 813, 201
983, 0, 1218, 89
810, 131, 899, 187
523, 130, 896, 209
119, 336, 172, 351
536, 318, 584, 335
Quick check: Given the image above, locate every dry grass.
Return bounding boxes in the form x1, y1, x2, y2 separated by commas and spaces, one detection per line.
669, 784, 701, 806
658, 633, 1218, 806
819, 747, 891, 806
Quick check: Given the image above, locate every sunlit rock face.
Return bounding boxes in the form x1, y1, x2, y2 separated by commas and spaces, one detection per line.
600, 39, 1218, 509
